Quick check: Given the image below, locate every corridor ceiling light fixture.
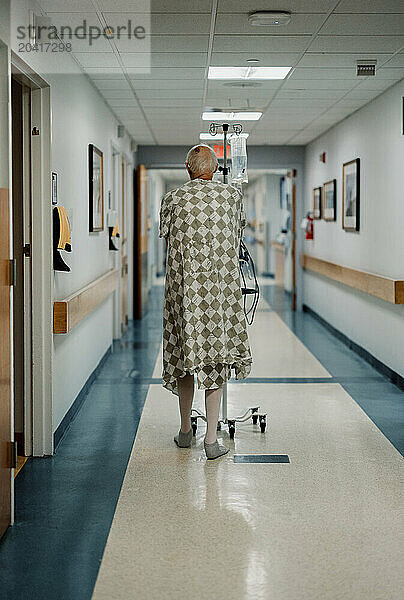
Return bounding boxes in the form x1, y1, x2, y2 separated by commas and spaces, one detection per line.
248, 11, 291, 26
200, 132, 249, 140
208, 66, 291, 80
202, 111, 262, 121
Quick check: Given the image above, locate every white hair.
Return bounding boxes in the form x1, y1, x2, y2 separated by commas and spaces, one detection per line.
185, 144, 218, 176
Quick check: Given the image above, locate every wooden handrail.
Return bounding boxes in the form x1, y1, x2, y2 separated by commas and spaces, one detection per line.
53, 268, 119, 334
301, 254, 404, 304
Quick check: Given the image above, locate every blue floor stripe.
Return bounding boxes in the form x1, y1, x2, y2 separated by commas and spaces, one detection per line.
0, 287, 164, 600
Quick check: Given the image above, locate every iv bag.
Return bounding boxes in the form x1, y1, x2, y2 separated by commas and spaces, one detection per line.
230, 135, 248, 184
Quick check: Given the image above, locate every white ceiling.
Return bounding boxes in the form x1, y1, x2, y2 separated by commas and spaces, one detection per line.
37, 0, 404, 146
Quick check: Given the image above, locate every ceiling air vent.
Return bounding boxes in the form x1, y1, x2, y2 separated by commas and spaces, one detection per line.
356, 60, 377, 76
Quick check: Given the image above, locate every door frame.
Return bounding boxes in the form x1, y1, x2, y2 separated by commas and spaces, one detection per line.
11, 54, 52, 457
120, 152, 133, 328
110, 142, 133, 337
110, 141, 123, 339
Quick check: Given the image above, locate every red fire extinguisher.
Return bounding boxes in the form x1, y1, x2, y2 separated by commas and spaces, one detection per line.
305, 213, 314, 240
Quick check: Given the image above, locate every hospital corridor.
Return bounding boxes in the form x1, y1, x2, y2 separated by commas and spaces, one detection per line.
0, 1, 403, 599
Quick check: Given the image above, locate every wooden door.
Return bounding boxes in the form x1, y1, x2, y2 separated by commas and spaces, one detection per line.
134, 165, 148, 319
0, 187, 12, 537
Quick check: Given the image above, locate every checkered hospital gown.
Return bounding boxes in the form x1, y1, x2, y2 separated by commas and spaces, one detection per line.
159, 178, 252, 396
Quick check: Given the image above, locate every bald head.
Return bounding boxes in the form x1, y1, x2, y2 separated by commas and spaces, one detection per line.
185, 144, 218, 180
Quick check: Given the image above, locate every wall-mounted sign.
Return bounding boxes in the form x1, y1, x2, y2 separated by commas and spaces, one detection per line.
51, 172, 58, 205
213, 144, 230, 159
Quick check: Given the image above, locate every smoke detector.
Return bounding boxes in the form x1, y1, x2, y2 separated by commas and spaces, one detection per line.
356, 60, 377, 76
248, 11, 291, 26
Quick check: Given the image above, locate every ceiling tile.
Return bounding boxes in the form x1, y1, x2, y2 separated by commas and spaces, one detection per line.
149, 0, 212, 12
104, 13, 211, 34
270, 97, 334, 108
93, 79, 132, 90
299, 53, 402, 67
289, 67, 357, 79
217, 1, 335, 13
45, 12, 101, 28
98, 0, 152, 10
101, 89, 135, 99
213, 35, 310, 53
340, 88, 382, 100
88, 72, 126, 79
67, 37, 113, 53
357, 78, 398, 91
140, 98, 202, 107
148, 53, 207, 67
137, 88, 204, 99
382, 55, 404, 68
283, 78, 356, 90
277, 89, 348, 99
130, 79, 204, 90
129, 67, 205, 79
108, 98, 141, 107
39, 2, 95, 13
115, 35, 209, 53
215, 14, 325, 35
74, 52, 120, 68
335, 0, 404, 13
310, 36, 404, 54
320, 14, 404, 36
156, 135, 200, 145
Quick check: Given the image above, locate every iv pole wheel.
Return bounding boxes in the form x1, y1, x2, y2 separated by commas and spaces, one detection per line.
259, 414, 267, 433
228, 420, 236, 440
191, 416, 198, 436
252, 414, 258, 425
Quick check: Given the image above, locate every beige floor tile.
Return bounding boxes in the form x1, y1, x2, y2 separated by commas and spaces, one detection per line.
92, 383, 403, 600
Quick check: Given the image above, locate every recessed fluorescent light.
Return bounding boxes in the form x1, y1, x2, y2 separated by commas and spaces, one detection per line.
202, 111, 262, 121
200, 132, 249, 140
208, 66, 291, 80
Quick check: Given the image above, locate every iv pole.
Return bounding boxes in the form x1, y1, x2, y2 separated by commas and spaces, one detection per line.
190, 122, 267, 440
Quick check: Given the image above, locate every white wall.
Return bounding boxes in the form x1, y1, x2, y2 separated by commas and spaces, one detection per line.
303, 79, 404, 378
5, 1, 134, 434
50, 72, 132, 432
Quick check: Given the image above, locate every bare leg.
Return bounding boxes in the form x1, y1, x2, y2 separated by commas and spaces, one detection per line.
204, 386, 222, 444
178, 373, 194, 433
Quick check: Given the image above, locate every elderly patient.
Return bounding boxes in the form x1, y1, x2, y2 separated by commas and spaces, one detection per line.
159, 144, 252, 460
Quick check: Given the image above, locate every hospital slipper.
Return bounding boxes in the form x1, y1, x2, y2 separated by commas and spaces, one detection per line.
204, 440, 229, 460
174, 428, 193, 448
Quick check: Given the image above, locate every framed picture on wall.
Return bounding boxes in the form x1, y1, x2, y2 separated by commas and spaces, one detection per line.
88, 144, 104, 232
313, 186, 322, 220
342, 158, 360, 232
322, 179, 336, 221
